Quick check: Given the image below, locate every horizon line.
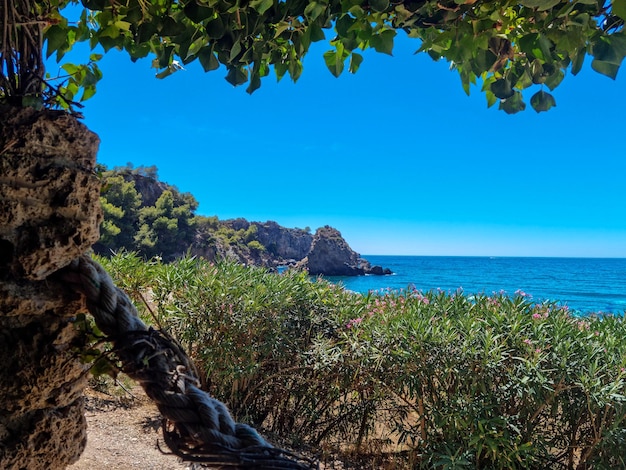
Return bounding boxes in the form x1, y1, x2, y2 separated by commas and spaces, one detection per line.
361, 254, 626, 260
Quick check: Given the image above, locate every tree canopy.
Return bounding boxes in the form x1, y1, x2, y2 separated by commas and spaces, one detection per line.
96, 164, 198, 259
1, 0, 624, 113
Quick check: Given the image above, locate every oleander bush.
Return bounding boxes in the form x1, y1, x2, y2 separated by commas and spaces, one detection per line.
96, 252, 626, 469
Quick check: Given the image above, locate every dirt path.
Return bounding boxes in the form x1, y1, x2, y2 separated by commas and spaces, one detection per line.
68, 386, 191, 470
68, 384, 347, 470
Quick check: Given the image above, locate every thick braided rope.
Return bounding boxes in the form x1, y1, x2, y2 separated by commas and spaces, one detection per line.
61, 255, 316, 469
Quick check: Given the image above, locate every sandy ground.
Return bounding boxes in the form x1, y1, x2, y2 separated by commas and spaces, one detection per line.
68, 385, 192, 470
67, 384, 336, 470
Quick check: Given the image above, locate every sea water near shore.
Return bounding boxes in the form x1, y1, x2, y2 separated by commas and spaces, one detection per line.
324, 256, 626, 316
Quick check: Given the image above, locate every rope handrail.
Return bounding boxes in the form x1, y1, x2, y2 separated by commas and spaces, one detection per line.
59, 255, 318, 470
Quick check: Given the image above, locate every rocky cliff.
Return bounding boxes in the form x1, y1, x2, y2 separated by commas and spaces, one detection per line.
223, 218, 313, 262
99, 166, 391, 277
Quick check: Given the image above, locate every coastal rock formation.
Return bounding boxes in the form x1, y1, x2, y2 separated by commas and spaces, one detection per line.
97, 167, 390, 276
296, 226, 391, 277
223, 219, 313, 261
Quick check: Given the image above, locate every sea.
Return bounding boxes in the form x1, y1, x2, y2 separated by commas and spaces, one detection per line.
323, 256, 626, 316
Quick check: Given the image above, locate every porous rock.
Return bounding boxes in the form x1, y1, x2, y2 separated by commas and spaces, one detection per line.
0, 106, 102, 280
0, 106, 101, 469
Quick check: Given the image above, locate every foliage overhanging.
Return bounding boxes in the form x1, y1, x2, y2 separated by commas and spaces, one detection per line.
0, 0, 625, 113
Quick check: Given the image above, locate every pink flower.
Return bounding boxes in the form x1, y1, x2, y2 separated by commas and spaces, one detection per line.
577, 321, 590, 331
532, 313, 542, 320
346, 317, 363, 329
523, 339, 533, 345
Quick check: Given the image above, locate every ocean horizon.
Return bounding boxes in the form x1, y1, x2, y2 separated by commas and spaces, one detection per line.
322, 255, 626, 316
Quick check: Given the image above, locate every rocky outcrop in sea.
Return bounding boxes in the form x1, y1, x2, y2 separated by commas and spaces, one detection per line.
296, 226, 392, 276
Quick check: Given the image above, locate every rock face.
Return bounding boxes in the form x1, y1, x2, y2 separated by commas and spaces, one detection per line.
222, 219, 313, 262
296, 226, 391, 277
192, 220, 391, 277
0, 106, 102, 469
103, 169, 390, 277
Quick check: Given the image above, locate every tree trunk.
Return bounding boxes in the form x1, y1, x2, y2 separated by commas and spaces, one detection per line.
0, 106, 102, 469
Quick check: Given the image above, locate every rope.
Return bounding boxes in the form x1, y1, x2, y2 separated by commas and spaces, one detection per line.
60, 255, 317, 470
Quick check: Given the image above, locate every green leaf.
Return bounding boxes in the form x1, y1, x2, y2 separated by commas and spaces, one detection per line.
349, 52, 363, 73
45, 25, 67, 59
229, 40, 242, 63
485, 89, 497, 108
138, 22, 158, 43
614, 0, 626, 21
530, 60, 546, 84
304, 2, 326, 21
591, 34, 626, 69
250, 0, 274, 14
544, 69, 565, 90
370, 0, 390, 12
246, 72, 262, 94
198, 48, 220, 72
323, 50, 345, 77
98, 36, 120, 52
160, 17, 186, 36
370, 29, 396, 55
275, 61, 288, 81
81, 0, 107, 10
519, 0, 562, 10
491, 78, 514, 99
591, 59, 620, 79
518, 33, 552, 62
225, 66, 248, 86
571, 48, 586, 75
499, 92, 526, 114
186, 37, 207, 60
81, 85, 97, 101
336, 15, 355, 37
62, 63, 80, 75
114, 21, 131, 32
206, 16, 225, 39
288, 58, 303, 81
184, 2, 214, 23
472, 49, 497, 75
530, 90, 556, 112
310, 24, 326, 42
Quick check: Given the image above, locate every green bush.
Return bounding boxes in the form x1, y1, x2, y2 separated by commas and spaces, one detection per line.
97, 253, 626, 469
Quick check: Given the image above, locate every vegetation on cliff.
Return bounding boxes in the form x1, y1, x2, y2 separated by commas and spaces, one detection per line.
97, 251, 626, 469
95, 164, 387, 275
96, 164, 276, 262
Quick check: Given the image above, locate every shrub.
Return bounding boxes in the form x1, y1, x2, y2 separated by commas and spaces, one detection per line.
98, 253, 626, 469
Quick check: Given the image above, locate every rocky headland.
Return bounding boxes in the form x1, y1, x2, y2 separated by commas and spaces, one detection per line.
96, 166, 392, 277
193, 221, 392, 277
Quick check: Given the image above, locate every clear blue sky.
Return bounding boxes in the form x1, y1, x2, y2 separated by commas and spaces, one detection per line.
60, 33, 626, 257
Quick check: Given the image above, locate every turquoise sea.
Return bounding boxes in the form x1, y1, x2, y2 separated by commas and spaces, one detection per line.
324, 256, 626, 316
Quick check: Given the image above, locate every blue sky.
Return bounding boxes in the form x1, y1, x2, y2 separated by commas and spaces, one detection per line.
59, 32, 626, 257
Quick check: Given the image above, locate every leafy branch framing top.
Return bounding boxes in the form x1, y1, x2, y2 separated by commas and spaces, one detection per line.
1, 0, 625, 113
